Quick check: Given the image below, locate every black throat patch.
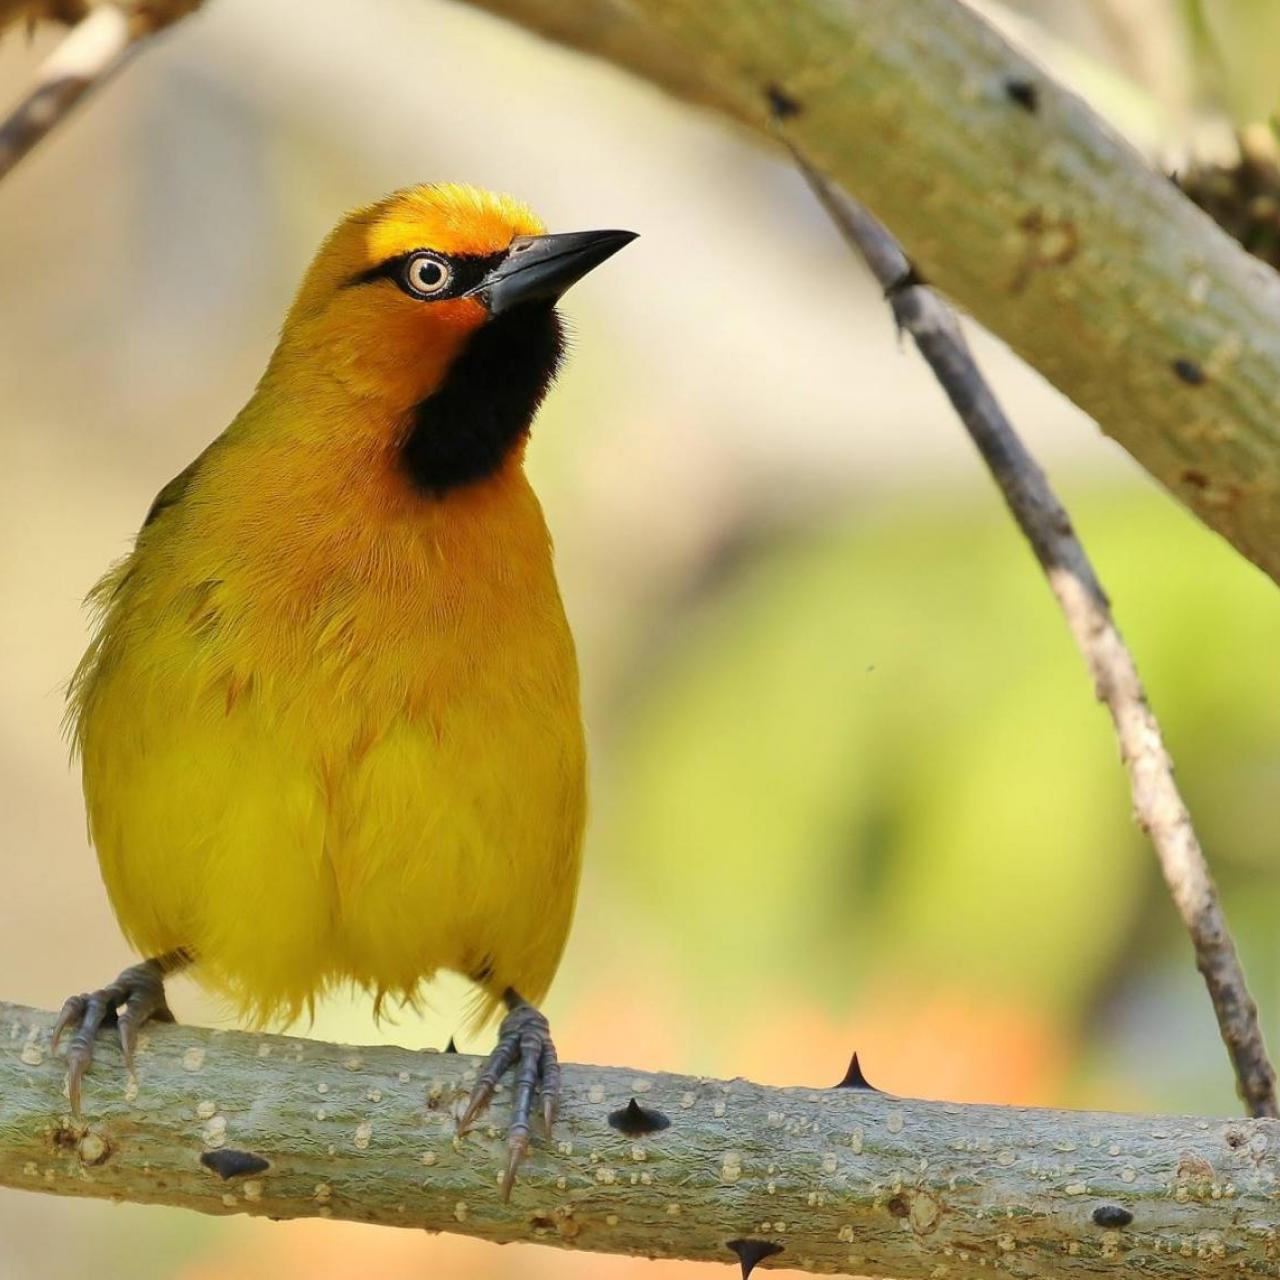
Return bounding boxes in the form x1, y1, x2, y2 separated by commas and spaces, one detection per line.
401, 303, 564, 497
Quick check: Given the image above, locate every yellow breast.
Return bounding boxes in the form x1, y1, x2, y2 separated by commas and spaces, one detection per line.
70, 401, 586, 1026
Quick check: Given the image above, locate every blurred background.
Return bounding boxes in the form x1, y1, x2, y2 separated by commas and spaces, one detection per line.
2, 0, 1279, 1275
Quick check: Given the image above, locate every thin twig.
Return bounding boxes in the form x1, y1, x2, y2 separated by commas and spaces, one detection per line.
783, 141, 1278, 1120
0, 1, 201, 183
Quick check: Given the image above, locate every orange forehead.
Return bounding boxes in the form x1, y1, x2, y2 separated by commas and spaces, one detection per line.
287, 185, 547, 326
360, 183, 545, 263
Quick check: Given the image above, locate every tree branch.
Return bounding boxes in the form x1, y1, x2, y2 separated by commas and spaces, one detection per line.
2, 1001, 1279, 1277
0, 0, 202, 182
780, 142, 1278, 1122
453, 0, 1280, 588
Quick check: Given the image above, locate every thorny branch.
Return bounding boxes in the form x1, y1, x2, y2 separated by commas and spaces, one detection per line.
0, 1, 203, 182
1, 1000, 1279, 1277
779, 133, 1278, 1122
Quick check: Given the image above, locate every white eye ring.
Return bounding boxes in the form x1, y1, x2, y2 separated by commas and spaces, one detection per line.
404, 253, 452, 298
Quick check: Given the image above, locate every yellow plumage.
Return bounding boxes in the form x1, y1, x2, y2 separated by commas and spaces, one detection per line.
66, 184, 593, 1030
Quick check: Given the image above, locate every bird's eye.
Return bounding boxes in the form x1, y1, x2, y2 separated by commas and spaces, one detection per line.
403, 253, 452, 299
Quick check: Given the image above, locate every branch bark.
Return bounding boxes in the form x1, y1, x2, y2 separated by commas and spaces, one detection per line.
782, 146, 1278, 1122
2, 1002, 1279, 1278
453, 0, 1280, 588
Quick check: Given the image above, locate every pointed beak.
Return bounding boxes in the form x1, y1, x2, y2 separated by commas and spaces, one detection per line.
471, 228, 637, 315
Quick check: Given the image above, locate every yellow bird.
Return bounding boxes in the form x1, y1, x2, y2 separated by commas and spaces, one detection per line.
56, 183, 635, 1192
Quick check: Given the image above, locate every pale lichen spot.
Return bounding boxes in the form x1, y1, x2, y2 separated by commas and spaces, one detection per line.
182, 1047, 206, 1073
315, 1109, 327, 1122
822, 1153, 838, 1174
996, 1150, 1016, 1167
911, 1193, 941, 1234
630, 1145, 647, 1163
839, 1225, 855, 1243
713, 1100, 727, 1118
606, 1214, 619, 1227
22, 1162, 37, 1178
354, 1121, 373, 1150
556, 1176, 567, 1191
343, 1056, 362, 1071
398, 1071, 410, 1083
454, 1201, 468, 1223
221, 1192, 236, 1207
314, 1183, 332, 1202
850, 1127, 865, 1155
366, 1089, 383, 1103
76, 1132, 108, 1165
679, 1092, 696, 1109
667, 1203, 682, 1216
316, 1083, 329, 1095
242, 1180, 263, 1202
256, 1044, 271, 1059
196, 1100, 218, 1119
420, 1151, 438, 1167
20, 1041, 44, 1067
596, 1167, 617, 1185
886, 1110, 905, 1134
1120, 1166, 1136, 1183
721, 1151, 743, 1184
1065, 1182, 1087, 1196
202, 1115, 227, 1148
588, 1084, 605, 1104
631, 1078, 651, 1093
557, 1141, 573, 1156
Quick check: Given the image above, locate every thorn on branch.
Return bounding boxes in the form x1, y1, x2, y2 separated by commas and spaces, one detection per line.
834, 1052, 878, 1091
200, 1149, 271, 1180
1003, 77, 1039, 113
885, 263, 926, 298
1092, 1204, 1134, 1228
445, 1037, 458, 1054
1172, 357, 1207, 385
607, 1097, 670, 1136
763, 83, 802, 121
726, 1238, 784, 1278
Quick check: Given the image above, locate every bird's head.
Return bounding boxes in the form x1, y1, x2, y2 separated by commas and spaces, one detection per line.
274, 184, 635, 495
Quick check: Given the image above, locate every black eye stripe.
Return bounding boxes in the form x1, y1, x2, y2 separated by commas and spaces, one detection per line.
344, 250, 507, 299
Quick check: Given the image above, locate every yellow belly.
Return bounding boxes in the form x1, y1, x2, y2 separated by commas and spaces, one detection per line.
71, 453, 586, 1027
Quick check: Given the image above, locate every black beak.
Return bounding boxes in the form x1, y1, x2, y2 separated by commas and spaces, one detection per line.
471, 228, 637, 315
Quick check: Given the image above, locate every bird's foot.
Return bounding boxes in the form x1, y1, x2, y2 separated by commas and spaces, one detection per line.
51, 957, 177, 1115
457, 997, 561, 1200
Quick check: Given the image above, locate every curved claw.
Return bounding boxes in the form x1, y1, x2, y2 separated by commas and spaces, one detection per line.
458, 1032, 521, 1134
53, 959, 178, 1114
51, 994, 88, 1055
501, 1130, 530, 1201
539, 1038, 561, 1134
455, 997, 561, 1201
